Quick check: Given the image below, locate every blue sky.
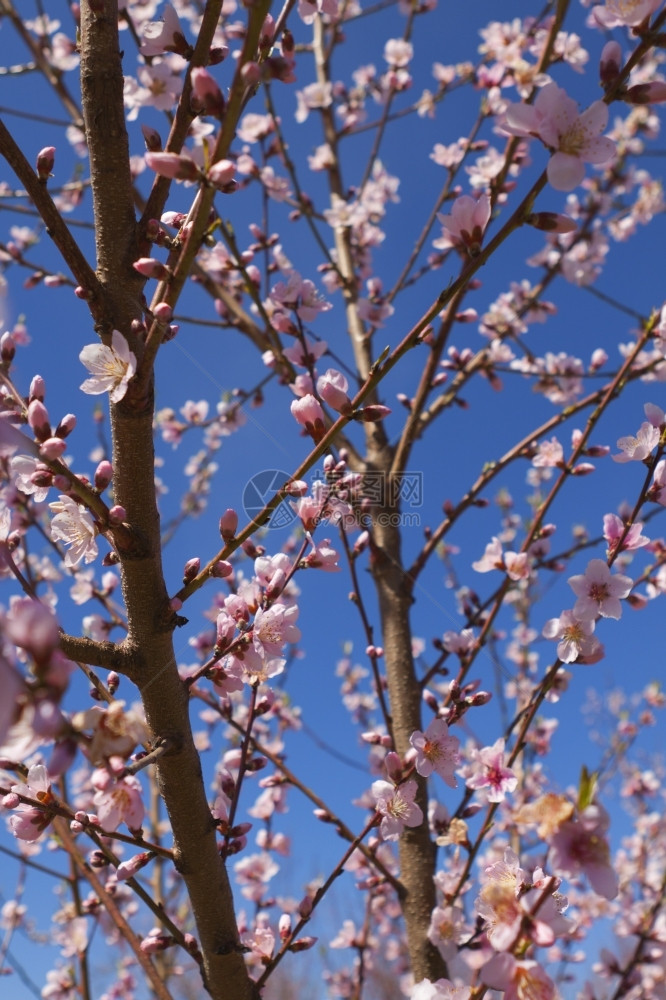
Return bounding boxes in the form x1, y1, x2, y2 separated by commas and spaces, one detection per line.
1, 1, 666, 997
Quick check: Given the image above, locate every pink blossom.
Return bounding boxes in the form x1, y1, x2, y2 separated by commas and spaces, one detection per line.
371, 779, 423, 841
592, 0, 662, 29
483, 953, 556, 1000
92, 771, 145, 832
612, 421, 660, 462
533, 436, 564, 468
5, 597, 59, 661
433, 193, 491, 254
79, 329, 136, 403
234, 852, 279, 902
144, 152, 200, 182
317, 368, 352, 414
504, 83, 616, 191
140, 4, 186, 56
471, 536, 504, 573
568, 558, 633, 620
409, 719, 460, 787
650, 459, 666, 505
302, 537, 340, 571
603, 513, 649, 553
252, 604, 301, 658
549, 803, 618, 899
465, 738, 517, 803
49, 495, 98, 567
9, 764, 55, 842
542, 609, 604, 664
290, 394, 326, 441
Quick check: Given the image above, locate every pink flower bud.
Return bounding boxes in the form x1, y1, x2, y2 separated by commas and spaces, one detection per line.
291, 394, 326, 442
74, 285, 90, 299
209, 46, 229, 65
108, 504, 127, 525
191, 67, 226, 118
600, 40, 622, 86
526, 212, 577, 234
28, 399, 51, 439
141, 124, 162, 152
317, 369, 352, 415
279, 914, 291, 940
289, 936, 318, 952
183, 557, 200, 583
207, 159, 237, 192
153, 302, 173, 321
54, 413, 76, 439
145, 152, 201, 182
1, 332, 16, 363
571, 463, 596, 476
29, 375, 46, 402
241, 62, 261, 86
219, 508, 238, 541
356, 405, 391, 423
590, 348, 608, 370
107, 671, 119, 693
36, 146, 55, 181
3, 792, 20, 809
624, 82, 666, 105
212, 560, 233, 578
94, 460, 113, 490
40, 437, 67, 460
133, 257, 171, 280
385, 752, 403, 782
285, 480, 308, 496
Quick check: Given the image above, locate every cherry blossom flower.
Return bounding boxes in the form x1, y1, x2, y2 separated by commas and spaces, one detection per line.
409, 719, 460, 787
603, 513, 649, 553
612, 421, 660, 462
140, 4, 186, 56
483, 953, 556, 1000
549, 803, 619, 899
71, 700, 148, 764
371, 779, 423, 840
592, 0, 662, 29
92, 770, 144, 832
433, 193, 491, 254
650, 458, 666, 505
504, 82, 616, 191
79, 330, 136, 403
542, 609, 603, 663
465, 738, 517, 802
568, 558, 633, 620
8, 764, 56, 842
48, 495, 98, 567
252, 604, 301, 658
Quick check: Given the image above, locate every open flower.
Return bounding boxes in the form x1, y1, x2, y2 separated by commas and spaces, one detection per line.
465, 738, 517, 803
433, 193, 491, 254
49, 495, 98, 567
79, 329, 136, 403
409, 719, 460, 787
568, 558, 633, 620
371, 779, 423, 840
542, 609, 603, 663
504, 83, 616, 191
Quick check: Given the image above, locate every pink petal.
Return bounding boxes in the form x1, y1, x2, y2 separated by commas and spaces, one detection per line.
547, 152, 585, 192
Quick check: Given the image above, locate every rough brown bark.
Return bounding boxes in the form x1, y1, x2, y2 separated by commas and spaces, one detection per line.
78, 4, 256, 997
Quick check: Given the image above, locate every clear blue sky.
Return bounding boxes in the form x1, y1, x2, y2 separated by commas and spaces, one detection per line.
1, 1, 666, 997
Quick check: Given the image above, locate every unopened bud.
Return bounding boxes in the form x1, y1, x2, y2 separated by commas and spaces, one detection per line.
600, 40, 622, 86
624, 82, 666, 105
356, 404, 391, 423
133, 257, 171, 281
1, 332, 15, 363
141, 124, 162, 152
36, 146, 55, 182
526, 212, 577, 234
28, 399, 51, 440
108, 504, 127, 525
94, 460, 113, 490
183, 557, 200, 583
